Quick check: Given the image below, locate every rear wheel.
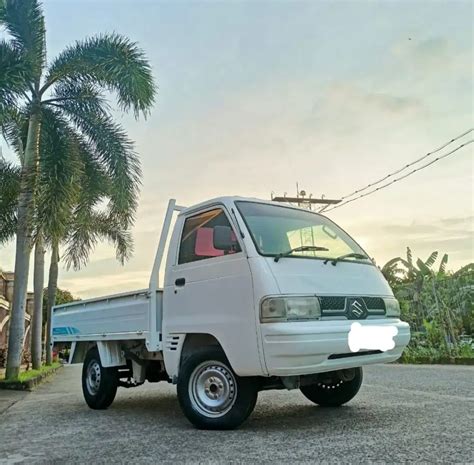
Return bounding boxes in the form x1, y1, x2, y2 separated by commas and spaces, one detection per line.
177, 348, 258, 430
82, 347, 118, 410
300, 367, 363, 407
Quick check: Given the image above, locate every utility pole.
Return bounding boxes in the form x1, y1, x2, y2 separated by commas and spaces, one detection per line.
271, 183, 341, 211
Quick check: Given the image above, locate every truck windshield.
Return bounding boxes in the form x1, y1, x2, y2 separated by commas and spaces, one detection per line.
236, 201, 371, 263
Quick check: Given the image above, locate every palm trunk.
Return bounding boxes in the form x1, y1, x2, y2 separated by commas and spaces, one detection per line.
45, 241, 59, 366
5, 109, 42, 380
31, 234, 45, 370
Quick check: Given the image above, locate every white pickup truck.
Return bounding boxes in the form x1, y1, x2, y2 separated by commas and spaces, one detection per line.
52, 196, 410, 429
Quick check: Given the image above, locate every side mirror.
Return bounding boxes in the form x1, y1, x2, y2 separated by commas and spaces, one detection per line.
213, 225, 234, 251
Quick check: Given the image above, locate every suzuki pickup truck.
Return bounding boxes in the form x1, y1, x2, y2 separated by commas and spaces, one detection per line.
52, 196, 410, 429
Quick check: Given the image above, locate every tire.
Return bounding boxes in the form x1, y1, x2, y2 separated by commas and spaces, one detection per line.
177, 347, 258, 430
300, 367, 363, 407
82, 347, 118, 410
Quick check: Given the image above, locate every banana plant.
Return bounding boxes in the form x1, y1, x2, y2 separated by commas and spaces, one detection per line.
382, 247, 449, 285
382, 247, 449, 329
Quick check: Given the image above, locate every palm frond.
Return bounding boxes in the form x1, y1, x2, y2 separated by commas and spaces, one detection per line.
45, 33, 156, 117
44, 80, 111, 116
0, 40, 31, 109
0, 157, 20, 244
0, 0, 46, 80
60, 106, 141, 227
64, 211, 133, 270
74, 140, 109, 209
35, 108, 82, 243
43, 121, 137, 270
0, 106, 26, 161
63, 145, 135, 270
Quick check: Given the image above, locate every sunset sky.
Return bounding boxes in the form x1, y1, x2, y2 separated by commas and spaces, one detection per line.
1, 0, 473, 298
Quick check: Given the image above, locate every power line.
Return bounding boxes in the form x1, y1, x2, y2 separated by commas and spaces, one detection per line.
337, 128, 473, 202
322, 139, 473, 213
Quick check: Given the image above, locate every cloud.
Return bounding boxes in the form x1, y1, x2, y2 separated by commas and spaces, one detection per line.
304, 82, 426, 140
2, 18, 472, 301
60, 270, 151, 298
439, 216, 474, 228
346, 215, 473, 270
392, 37, 470, 74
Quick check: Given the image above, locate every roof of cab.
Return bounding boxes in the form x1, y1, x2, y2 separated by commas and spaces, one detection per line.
178, 196, 311, 216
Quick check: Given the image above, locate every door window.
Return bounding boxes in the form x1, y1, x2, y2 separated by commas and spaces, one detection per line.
178, 209, 241, 264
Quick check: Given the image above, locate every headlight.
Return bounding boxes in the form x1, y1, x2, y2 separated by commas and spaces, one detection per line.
260, 296, 321, 323
384, 298, 400, 317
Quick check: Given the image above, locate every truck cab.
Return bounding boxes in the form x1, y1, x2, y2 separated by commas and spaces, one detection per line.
52, 196, 410, 429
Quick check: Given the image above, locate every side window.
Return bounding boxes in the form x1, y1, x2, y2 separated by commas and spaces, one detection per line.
178, 209, 241, 265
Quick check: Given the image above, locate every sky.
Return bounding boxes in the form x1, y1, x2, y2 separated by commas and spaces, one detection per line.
1, 0, 473, 298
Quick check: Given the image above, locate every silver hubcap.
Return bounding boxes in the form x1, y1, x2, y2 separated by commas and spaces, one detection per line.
86, 360, 101, 396
189, 361, 237, 418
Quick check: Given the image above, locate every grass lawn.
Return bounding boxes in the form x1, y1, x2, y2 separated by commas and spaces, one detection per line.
0, 362, 61, 384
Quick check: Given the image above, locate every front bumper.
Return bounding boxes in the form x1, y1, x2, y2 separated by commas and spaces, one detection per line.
260, 318, 410, 376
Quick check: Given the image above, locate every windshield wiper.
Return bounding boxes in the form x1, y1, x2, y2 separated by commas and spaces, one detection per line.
274, 245, 329, 262
324, 253, 370, 266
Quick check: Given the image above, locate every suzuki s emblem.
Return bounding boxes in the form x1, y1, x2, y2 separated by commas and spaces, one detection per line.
347, 298, 368, 320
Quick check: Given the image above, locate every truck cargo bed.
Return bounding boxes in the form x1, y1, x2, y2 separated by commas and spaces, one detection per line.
52, 289, 163, 343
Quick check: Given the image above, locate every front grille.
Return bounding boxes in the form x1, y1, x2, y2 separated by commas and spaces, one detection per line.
363, 297, 386, 310
320, 296, 346, 311
319, 296, 386, 318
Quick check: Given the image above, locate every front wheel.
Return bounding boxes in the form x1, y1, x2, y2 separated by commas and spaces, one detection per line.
177, 348, 258, 430
300, 367, 363, 407
82, 347, 118, 410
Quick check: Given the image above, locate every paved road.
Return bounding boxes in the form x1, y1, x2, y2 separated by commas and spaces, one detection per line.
0, 364, 473, 464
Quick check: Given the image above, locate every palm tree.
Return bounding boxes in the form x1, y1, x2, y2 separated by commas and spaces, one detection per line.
41, 128, 134, 365
0, 135, 136, 368
0, 0, 155, 379
1, 111, 137, 369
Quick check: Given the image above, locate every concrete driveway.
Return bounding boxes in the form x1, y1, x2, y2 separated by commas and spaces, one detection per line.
0, 364, 472, 464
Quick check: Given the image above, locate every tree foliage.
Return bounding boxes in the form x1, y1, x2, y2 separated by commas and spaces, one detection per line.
383, 247, 474, 360
382, 247, 449, 288
0, 158, 20, 244
42, 287, 76, 323
0, 0, 155, 379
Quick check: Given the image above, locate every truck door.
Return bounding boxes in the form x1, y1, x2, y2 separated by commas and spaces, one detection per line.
163, 206, 263, 376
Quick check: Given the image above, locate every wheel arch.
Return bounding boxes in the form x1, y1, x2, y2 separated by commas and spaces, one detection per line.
69, 341, 96, 364
163, 332, 227, 383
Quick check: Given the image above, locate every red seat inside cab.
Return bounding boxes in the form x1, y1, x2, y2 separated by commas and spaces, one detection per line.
195, 227, 237, 257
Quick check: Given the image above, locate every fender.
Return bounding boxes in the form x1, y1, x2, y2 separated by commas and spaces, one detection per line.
68, 341, 125, 367
163, 333, 186, 382
96, 341, 126, 367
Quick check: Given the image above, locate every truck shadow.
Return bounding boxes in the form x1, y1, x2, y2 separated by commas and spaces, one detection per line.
248, 403, 384, 431
110, 390, 400, 432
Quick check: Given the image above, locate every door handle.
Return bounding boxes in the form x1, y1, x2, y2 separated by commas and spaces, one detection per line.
175, 277, 186, 287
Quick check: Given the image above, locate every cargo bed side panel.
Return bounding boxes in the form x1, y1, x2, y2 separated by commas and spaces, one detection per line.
52, 290, 163, 342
